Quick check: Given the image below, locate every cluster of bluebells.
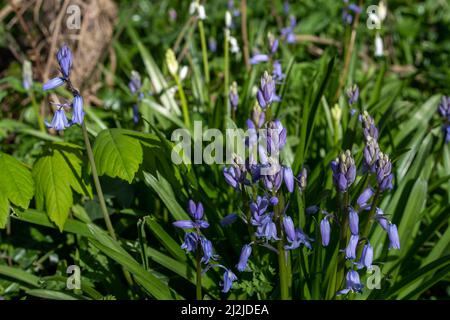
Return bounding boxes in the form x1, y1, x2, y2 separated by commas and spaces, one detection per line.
438, 96, 450, 143
250, 33, 285, 82
222, 71, 313, 276
42, 44, 84, 130
173, 200, 237, 293
320, 86, 400, 295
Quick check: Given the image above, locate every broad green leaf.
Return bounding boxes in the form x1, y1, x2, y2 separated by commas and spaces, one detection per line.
26, 289, 81, 300
0, 152, 35, 209
93, 129, 143, 183
33, 143, 91, 231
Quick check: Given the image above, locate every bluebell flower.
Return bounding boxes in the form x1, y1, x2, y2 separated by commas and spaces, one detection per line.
376, 152, 393, 192
220, 213, 238, 227
320, 217, 331, 246
355, 242, 373, 269
56, 44, 73, 79
200, 236, 216, 263
71, 95, 84, 125
208, 37, 217, 53
360, 111, 379, 142
132, 104, 139, 124
128, 71, 142, 95
236, 244, 252, 271
281, 15, 297, 44
387, 223, 400, 249
251, 105, 266, 128
438, 96, 450, 121
345, 234, 359, 260
229, 82, 239, 111
250, 54, 270, 65
257, 72, 277, 109
283, 216, 312, 250
255, 213, 279, 241
268, 33, 279, 54
283, 166, 294, 193
342, 0, 362, 25
272, 60, 285, 82
173, 200, 209, 229
349, 207, 359, 235
357, 187, 374, 210
203, 264, 238, 293
263, 168, 283, 193
269, 196, 279, 206
45, 109, 70, 131
181, 232, 199, 253
267, 119, 287, 153
43, 77, 65, 91
337, 270, 364, 295
363, 139, 379, 173
375, 207, 389, 231
331, 150, 356, 193
223, 165, 246, 190
250, 196, 269, 218
346, 84, 359, 105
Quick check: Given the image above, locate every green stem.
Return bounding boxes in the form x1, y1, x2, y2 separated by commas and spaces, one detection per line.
30, 91, 45, 132
275, 194, 290, 300
335, 191, 350, 296
174, 75, 190, 128
81, 123, 116, 240
224, 31, 230, 120
198, 20, 210, 84
196, 245, 202, 300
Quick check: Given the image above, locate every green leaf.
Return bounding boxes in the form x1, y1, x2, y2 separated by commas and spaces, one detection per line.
143, 171, 189, 221
0, 193, 9, 228
32, 143, 92, 231
0, 152, 35, 209
93, 129, 144, 183
0, 265, 41, 288
26, 289, 81, 300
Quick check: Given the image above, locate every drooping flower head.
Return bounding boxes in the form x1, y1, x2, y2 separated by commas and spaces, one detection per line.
71, 95, 84, 125
349, 207, 359, 236
342, 0, 362, 25
345, 234, 359, 260
337, 270, 364, 295
320, 217, 331, 247
236, 244, 252, 272
45, 108, 71, 131
357, 186, 374, 210
283, 216, 313, 250
387, 223, 400, 249
355, 242, 373, 269
331, 150, 356, 193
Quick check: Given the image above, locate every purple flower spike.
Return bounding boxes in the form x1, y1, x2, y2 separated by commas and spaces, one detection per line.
257, 71, 276, 109
388, 224, 400, 249
337, 270, 364, 295
43, 77, 65, 91
349, 207, 359, 235
236, 244, 252, 272
331, 150, 356, 193
320, 218, 331, 247
346, 84, 359, 105
345, 234, 359, 260
56, 44, 73, 79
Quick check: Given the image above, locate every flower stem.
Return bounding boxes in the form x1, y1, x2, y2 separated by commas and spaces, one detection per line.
277, 240, 290, 300
335, 191, 350, 295
196, 246, 202, 300
224, 31, 230, 120
81, 122, 116, 240
198, 20, 210, 84
174, 74, 190, 128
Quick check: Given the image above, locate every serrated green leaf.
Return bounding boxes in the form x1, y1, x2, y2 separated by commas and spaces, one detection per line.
0, 152, 34, 209
33, 144, 92, 231
93, 129, 143, 183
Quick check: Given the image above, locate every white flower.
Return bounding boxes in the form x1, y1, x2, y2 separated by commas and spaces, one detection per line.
229, 36, 240, 54
375, 33, 384, 57
378, 1, 387, 22
225, 11, 232, 28
179, 66, 189, 81
166, 49, 179, 76
189, 1, 206, 20
197, 5, 206, 20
